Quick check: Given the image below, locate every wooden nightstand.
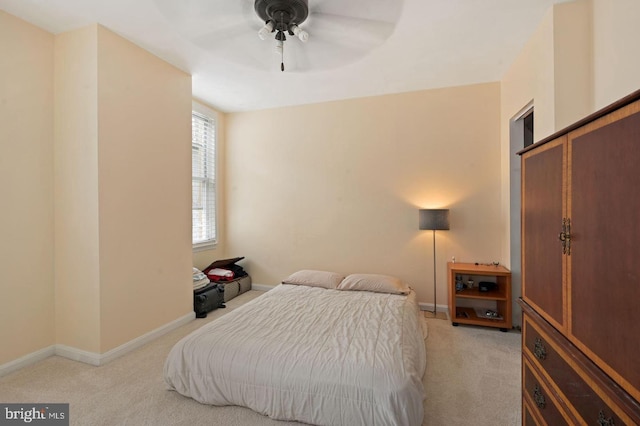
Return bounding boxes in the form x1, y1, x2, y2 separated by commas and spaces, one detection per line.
447, 262, 512, 331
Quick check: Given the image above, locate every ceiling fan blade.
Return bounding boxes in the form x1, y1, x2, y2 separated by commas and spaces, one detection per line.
285, 37, 369, 71
287, 46, 309, 72
153, 0, 275, 70
153, 0, 257, 40
195, 30, 277, 70
154, 0, 254, 20
305, 12, 396, 49
191, 25, 256, 49
311, 0, 403, 24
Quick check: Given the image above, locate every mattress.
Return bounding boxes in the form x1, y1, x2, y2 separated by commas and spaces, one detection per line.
164, 284, 427, 425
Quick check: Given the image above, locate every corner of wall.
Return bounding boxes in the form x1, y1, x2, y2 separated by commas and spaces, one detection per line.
553, 0, 594, 129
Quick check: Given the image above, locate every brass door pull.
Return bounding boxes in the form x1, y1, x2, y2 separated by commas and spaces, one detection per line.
533, 385, 546, 409
598, 410, 615, 426
534, 338, 547, 361
558, 218, 572, 255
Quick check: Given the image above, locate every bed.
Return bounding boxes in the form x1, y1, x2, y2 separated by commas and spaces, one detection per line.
164, 272, 427, 426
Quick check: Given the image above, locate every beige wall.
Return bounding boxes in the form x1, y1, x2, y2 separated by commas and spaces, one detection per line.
96, 26, 193, 352
1, 15, 193, 367
55, 25, 193, 354
592, 0, 640, 109
0, 11, 55, 365
193, 247, 225, 271
553, 1, 593, 130
501, 7, 556, 150
226, 83, 502, 306
54, 25, 102, 352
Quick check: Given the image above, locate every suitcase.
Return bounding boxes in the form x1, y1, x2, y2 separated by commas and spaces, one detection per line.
193, 282, 226, 318
217, 275, 252, 302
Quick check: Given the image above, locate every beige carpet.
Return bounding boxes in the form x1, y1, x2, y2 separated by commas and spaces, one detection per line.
0, 290, 522, 425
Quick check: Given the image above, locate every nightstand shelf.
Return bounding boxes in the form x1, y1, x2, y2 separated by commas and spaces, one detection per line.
454, 287, 508, 301
448, 262, 512, 331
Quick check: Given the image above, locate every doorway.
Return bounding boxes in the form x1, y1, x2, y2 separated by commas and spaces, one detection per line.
509, 102, 533, 329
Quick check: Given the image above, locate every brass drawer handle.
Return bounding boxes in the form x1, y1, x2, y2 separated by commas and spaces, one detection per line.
533, 385, 546, 409
598, 410, 615, 426
534, 337, 547, 361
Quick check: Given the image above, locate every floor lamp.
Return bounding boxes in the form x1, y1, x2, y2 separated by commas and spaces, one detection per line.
419, 209, 450, 315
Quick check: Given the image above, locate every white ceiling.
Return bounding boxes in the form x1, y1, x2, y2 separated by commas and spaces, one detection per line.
0, 0, 571, 112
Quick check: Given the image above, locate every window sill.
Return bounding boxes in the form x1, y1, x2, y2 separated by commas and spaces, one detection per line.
193, 241, 217, 253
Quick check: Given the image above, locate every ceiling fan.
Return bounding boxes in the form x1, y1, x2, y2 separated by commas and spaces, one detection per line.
153, 0, 403, 72
255, 0, 310, 71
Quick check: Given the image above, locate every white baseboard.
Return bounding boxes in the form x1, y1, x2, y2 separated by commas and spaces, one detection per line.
419, 302, 449, 316
251, 283, 276, 292
0, 345, 56, 378
95, 311, 194, 365
55, 344, 102, 366
0, 311, 195, 374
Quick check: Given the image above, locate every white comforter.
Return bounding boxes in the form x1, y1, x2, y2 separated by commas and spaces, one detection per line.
164, 284, 427, 426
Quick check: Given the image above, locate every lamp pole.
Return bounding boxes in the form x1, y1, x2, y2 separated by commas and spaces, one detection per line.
432, 229, 437, 314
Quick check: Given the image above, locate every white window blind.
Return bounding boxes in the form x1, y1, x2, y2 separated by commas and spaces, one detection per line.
192, 111, 216, 247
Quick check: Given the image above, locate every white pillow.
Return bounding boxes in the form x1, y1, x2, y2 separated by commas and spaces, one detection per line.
282, 270, 344, 289
337, 273, 410, 295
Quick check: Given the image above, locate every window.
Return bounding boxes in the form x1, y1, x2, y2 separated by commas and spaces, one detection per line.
192, 109, 216, 249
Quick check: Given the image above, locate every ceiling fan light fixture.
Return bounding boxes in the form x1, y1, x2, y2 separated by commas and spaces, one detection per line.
289, 24, 309, 42
258, 20, 274, 40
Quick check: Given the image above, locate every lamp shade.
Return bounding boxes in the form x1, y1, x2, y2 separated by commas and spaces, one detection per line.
419, 209, 450, 230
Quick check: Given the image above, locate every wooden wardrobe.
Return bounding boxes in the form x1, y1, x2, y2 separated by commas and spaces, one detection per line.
519, 89, 640, 425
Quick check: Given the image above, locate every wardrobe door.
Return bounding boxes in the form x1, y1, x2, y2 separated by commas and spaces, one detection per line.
521, 136, 567, 332
568, 101, 640, 403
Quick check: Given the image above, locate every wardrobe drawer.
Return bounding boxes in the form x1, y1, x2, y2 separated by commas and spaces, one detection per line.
523, 398, 542, 426
523, 308, 640, 425
523, 358, 570, 426
522, 400, 538, 426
